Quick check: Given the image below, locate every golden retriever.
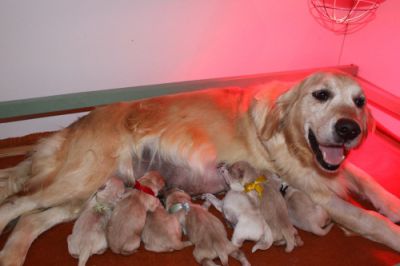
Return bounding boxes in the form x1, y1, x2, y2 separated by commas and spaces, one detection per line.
1, 71, 400, 265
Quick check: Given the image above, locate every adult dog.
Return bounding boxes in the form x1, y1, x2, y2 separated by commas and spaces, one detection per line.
1, 71, 400, 265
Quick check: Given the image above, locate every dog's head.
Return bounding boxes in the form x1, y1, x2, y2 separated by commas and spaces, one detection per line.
256, 71, 372, 173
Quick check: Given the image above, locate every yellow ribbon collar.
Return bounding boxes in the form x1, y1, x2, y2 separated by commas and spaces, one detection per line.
244, 176, 267, 198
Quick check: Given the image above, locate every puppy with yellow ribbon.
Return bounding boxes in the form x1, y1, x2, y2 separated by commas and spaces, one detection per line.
203, 162, 274, 253
204, 161, 303, 252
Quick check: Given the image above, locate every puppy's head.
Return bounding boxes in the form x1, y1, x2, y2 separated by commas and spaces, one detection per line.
217, 161, 259, 185
164, 188, 191, 209
96, 177, 126, 203
138, 171, 166, 195
259, 71, 371, 173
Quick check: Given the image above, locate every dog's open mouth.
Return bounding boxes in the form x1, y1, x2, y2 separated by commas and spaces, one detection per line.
308, 129, 346, 172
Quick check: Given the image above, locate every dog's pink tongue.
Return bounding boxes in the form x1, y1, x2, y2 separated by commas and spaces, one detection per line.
319, 145, 345, 165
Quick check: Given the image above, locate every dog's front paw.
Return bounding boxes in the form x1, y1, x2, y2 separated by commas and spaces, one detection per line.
379, 201, 400, 224
373, 191, 400, 223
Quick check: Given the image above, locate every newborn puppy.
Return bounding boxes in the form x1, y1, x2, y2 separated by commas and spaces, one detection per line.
166, 188, 250, 266
141, 202, 192, 252
203, 162, 274, 253
107, 171, 165, 255
276, 178, 333, 236
207, 161, 302, 252
67, 176, 125, 266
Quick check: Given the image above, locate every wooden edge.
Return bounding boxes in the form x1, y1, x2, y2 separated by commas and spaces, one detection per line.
0, 145, 34, 158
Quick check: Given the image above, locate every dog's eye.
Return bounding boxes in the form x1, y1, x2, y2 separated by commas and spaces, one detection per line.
312, 89, 331, 102
354, 96, 365, 108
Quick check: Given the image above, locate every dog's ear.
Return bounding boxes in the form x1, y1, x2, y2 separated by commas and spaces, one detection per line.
260, 73, 328, 140
250, 81, 292, 139
260, 103, 281, 140
364, 107, 376, 138
260, 86, 301, 140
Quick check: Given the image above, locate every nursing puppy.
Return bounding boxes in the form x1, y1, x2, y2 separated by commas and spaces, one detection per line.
226, 162, 303, 252
166, 188, 250, 266
141, 202, 192, 252
275, 176, 333, 236
2, 71, 400, 266
205, 161, 299, 252
67, 176, 125, 266
107, 171, 164, 255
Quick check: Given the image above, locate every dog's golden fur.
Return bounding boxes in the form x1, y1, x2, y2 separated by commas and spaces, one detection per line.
1, 71, 400, 265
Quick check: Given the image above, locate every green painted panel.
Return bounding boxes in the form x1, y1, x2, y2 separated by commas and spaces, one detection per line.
0, 66, 356, 121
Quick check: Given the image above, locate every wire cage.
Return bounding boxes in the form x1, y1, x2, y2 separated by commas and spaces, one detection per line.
310, 0, 383, 34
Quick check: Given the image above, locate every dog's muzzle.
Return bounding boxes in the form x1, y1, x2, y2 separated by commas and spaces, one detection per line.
308, 118, 362, 172
334, 118, 361, 143
308, 129, 344, 172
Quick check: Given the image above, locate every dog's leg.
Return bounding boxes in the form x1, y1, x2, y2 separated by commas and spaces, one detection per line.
0, 203, 81, 266
344, 162, 400, 223
231, 228, 246, 248
324, 195, 400, 252
229, 249, 251, 266
175, 240, 192, 250
0, 159, 32, 203
201, 193, 223, 213
0, 196, 41, 234
200, 258, 219, 266
0, 177, 95, 235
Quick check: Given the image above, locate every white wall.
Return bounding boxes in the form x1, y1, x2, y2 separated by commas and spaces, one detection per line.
341, 0, 400, 97
0, 0, 346, 138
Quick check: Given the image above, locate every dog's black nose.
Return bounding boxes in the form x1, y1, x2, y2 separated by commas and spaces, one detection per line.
335, 118, 361, 142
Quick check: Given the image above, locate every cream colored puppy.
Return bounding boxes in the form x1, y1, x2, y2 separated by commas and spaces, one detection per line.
166, 188, 251, 266
67, 176, 125, 266
277, 178, 333, 236
204, 162, 275, 252
107, 171, 164, 255
141, 202, 192, 252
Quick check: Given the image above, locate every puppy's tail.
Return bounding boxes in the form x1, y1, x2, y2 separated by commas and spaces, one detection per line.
251, 223, 273, 253
78, 249, 91, 266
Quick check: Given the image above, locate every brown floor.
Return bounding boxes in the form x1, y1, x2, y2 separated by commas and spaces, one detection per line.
1, 132, 400, 266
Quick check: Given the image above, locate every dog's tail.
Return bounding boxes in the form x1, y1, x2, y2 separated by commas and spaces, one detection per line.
0, 158, 32, 203
0, 129, 73, 204
0, 105, 136, 227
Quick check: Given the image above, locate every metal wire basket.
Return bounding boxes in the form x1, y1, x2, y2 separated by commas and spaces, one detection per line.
310, 0, 382, 33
